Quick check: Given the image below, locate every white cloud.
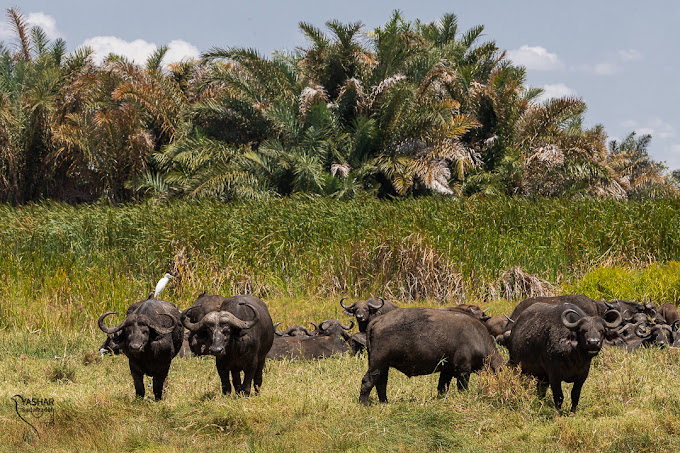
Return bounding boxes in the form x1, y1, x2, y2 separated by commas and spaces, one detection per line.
79, 37, 199, 66
621, 118, 675, 140
507, 45, 564, 71
537, 83, 577, 102
164, 40, 201, 64
81, 36, 156, 65
594, 62, 621, 75
618, 49, 643, 62
0, 11, 61, 41
26, 12, 61, 40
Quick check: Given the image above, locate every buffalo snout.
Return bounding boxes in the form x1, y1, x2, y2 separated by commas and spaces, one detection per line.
210, 345, 225, 355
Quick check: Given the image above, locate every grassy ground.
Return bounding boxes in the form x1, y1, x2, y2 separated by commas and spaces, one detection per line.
2, 308, 680, 452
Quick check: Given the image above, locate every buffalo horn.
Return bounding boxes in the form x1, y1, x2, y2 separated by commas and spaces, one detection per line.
98, 312, 130, 335
309, 322, 319, 332
342, 320, 354, 330
340, 297, 354, 310
151, 312, 178, 336
181, 307, 207, 332
503, 313, 514, 323
672, 320, 680, 332
561, 309, 582, 329
482, 307, 490, 314
274, 322, 284, 336
634, 321, 651, 338
223, 302, 260, 330
368, 297, 385, 310
603, 309, 622, 329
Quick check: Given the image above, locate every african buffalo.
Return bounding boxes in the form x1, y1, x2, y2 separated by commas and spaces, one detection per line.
507, 302, 621, 413
659, 303, 679, 326
274, 323, 315, 337
621, 322, 675, 351
267, 319, 354, 360
484, 315, 508, 338
182, 294, 274, 396
341, 297, 398, 333
497, 294, 608, 345
98, 298, 183, 400
314, 319, 354, 339
267, 335, 350, 360
605, 299, 664, 324
359, 308, 504, 404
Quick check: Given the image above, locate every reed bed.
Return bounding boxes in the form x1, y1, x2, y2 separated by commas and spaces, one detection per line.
1, 197, 679, 331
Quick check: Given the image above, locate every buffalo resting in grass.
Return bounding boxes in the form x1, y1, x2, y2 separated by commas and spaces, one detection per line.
267, 319, 354, 360
182, 294, 274, 396
274, 323, 315, 337
359, 307, 504, 404
98, 298, 183, 400
507, 302, 621, 413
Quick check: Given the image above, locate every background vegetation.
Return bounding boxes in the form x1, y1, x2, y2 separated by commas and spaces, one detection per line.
1, 197, 679, 331
1, 8, 678, 205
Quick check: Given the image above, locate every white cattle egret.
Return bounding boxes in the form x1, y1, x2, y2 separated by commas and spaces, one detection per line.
154, 273, 173, 298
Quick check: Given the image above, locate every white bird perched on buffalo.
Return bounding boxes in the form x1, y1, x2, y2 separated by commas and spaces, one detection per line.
154, 273, 173, 298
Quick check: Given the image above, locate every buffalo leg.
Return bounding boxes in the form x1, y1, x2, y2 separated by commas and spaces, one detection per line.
216, 358, 232, 395
253, 361, 265, 394
152, 367, 169, 401
375, 369, 389, 403
537, 379, 549, 399
129, 362, 145, 399
239, 366, 256, 396
438, 370, 454, 394
231, 370, 243, 393
570, 376, 587, 413
360, 368, 384, 404
455, 372, 470, 391
549, 379, 564, 412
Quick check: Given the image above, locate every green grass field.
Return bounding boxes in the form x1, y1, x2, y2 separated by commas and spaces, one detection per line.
1, 198, 680, 451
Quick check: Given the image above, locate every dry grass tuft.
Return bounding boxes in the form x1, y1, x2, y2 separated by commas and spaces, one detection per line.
488, 265, 554, 300
336, 233, 465, 302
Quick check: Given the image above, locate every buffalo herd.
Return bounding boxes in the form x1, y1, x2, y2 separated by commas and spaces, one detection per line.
98, 292, 680, 413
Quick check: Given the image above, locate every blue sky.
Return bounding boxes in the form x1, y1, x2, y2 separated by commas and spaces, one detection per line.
3, 0, 679, 170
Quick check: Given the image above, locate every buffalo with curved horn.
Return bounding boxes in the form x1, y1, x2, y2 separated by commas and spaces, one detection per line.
340, 296, 399, 333
507, 302, 622, 413
98, 298, 183, 400
182, 294, 274, 396
273, 323, 315, 337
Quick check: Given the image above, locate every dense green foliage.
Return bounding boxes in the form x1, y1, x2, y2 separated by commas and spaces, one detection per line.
1, 197, 679, 331
1, 8, 678, 204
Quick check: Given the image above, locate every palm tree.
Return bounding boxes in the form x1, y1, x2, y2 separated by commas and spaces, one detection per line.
608, 132, 676, 198
52, 55, 155, 202
0, 8, 68, 203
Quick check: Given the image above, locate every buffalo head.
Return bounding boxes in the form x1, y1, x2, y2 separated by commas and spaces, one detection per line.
98, 311, 176, 354
274, 323, 314, 337
341, 297, 385, 332
182, 303, 259, 356
561, 308, 621, 356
